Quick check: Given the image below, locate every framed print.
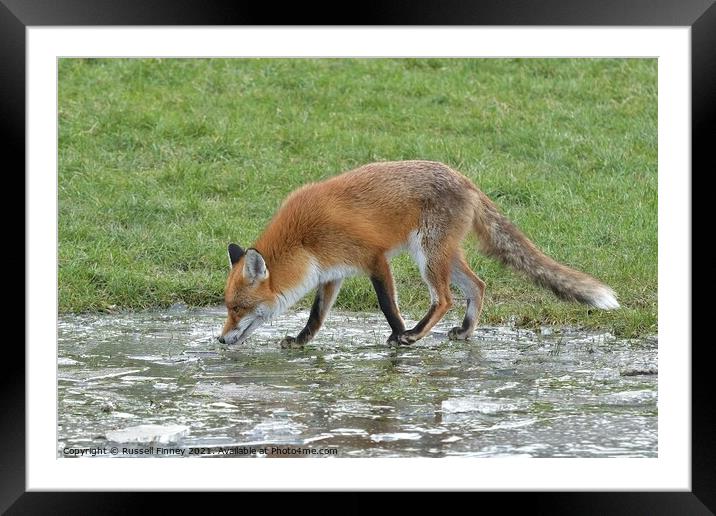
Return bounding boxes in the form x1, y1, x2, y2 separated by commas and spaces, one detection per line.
6, 0, 712, 512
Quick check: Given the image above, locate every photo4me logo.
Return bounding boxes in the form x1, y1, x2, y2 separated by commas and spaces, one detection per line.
61, 446, 338, 456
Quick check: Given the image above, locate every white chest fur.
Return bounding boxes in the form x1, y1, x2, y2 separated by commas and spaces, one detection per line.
270, 258, 361, 317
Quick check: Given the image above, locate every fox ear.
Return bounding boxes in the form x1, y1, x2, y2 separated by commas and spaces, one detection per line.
227, 243, 245, 268
243, 248, 268, 283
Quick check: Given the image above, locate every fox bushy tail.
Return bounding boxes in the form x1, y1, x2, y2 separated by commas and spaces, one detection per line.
472, 191, 619, 310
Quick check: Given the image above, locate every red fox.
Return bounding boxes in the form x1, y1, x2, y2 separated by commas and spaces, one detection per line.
219, 160, 619, 347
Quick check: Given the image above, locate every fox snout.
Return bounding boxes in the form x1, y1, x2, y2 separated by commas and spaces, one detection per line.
218, 315, 264, 346
217, 327, 242, 345
218, 317, 237, 344
217, 333, 237, 345
218, 322, 242, 345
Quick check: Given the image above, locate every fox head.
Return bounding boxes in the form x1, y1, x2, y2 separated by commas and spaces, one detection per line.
218, 243, 274, 345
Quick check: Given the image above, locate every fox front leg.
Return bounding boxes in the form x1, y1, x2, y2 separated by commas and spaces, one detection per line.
368, 257, 406, 345
279, 280, 342, 349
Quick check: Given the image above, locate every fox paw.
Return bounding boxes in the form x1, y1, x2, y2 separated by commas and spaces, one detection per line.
279, 336, 304, 349
395, 332, 419, 346
387, 333, 401, 345
448, 327, 470, 341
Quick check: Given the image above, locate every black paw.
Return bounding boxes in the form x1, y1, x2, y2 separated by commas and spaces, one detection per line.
395, 331, 419, 346
448, 327, 470, 341
279, 336, 304, 349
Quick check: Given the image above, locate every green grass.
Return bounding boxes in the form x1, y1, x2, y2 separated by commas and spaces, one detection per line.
58, 58, 657, 337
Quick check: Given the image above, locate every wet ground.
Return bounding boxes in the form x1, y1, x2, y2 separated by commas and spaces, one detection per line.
58, 306, 657, 458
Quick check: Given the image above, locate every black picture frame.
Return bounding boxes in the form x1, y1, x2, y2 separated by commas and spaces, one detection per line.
6, 0, 712, 512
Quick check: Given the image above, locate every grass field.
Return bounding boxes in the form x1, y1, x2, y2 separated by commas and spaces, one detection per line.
58, 58, 657, 337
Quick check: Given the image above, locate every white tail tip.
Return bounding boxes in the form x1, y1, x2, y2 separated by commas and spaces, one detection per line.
590, 288, 620, 310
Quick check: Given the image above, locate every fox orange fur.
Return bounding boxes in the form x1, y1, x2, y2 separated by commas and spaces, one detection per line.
219, 160, 619, 347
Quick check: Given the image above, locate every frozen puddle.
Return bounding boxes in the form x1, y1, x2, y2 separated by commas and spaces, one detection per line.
106, 424, 190, 444
58, 306, 657, 457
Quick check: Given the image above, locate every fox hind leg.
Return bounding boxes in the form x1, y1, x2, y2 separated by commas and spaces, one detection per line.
399, 251, 453, 345
448, 253, 486, 340
280, 279, 343, 349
